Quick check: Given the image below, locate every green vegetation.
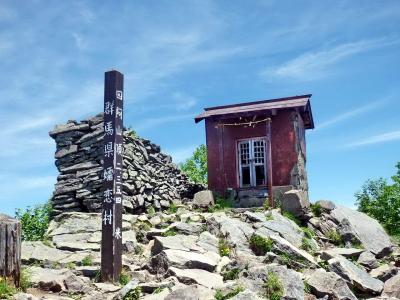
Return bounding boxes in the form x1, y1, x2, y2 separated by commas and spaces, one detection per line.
81, 255, 94, 266
301, 227, 316, 239
301, 237, 316, 254
0, 268, 32, 299
119, 270, 131, 286
126, 127, 137, 138
179, 144, 207, 185
134, 245, 144, 255
310, 203, 322, 217
123, 286, 141, 300
152, 287, 164, 294
215, 286, 244, 300
303, 280, 311, 294
208, 196, 233, 212
218, 238, 232, 257
249, 234, 273, 255
161, 228, 177, 237
318, 260, 329, 271
263, 271, 284, 300
327, 229, 343, 246
0, 280, 17, 300
282, 211, 301, 226
146, 206, 156, 216
263, 200, 270, 210
222, 267, 241, 281
355, 162, 400, 241
167, 202, 178, 214
15, 201, 52, 241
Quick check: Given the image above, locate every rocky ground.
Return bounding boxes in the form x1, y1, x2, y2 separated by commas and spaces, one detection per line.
13, 198, 400, 300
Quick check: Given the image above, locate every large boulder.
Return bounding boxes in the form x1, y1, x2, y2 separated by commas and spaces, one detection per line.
206, 213, 254, 254
193, 190, 214, 209
382, 274, 400, 298
306, 268, 357, 300
328, 255, 383, 294
330, 205, 392, 257
238, 264, 304, 300
281, 190, 309, 219
168, 267, 224, 289
150, 249, 219, 273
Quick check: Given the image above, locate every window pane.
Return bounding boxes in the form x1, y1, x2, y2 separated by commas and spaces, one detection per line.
242, 166, 251, 186
255, 165, 265, 186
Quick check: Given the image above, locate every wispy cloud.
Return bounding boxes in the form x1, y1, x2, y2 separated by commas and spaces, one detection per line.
262, 37, 400, 81
344, 130, 400, 148
316, 99, 387, 131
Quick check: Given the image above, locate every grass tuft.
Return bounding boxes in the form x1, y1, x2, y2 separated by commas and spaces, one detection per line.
263, 271, 284, 300
249, 234, 273, 256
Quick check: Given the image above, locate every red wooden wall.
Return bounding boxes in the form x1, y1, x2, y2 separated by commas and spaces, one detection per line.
205, 110, 303, 195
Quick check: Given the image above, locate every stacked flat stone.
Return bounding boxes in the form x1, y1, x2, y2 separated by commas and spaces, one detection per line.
49, 113, 202, 215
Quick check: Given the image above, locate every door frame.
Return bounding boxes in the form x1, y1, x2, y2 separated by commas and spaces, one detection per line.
236, 136, 268, 188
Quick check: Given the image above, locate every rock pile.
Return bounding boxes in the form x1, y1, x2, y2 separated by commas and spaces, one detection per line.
18, 200, 400, 300
49, 114, 203, 215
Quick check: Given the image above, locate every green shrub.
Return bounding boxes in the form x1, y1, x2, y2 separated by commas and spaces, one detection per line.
208, 196, 233, 212
263, 271, 284, 300
20, 268, 32, 292
282, 211, 301, 226
327, 229, 343, 246
161, 228, 177, 237
355, 162, 400, 240
81, 255, 94, 266
179, 144, 207, 185
168, 202, 178, 214
123, 286, 141, 300
263, 200, 270, 210
218, 238, 231, 257
301, 237, 315, 254
0, 279, 17, 299
310, 203, 323, 217
222, 267, 241, 281
249, 234, 273, 255
119, 270, 131, 286
301, 227, 316, 239
146, 206, 156, 216
16, 201, 52, 241
215, 286, 244, 300
304, 280, 311, 293
152, 287, 164, 294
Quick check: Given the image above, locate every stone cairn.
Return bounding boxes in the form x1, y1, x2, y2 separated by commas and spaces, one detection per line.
49, 113, 203, 215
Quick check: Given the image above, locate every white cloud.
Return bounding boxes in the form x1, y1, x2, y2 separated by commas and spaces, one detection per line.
172, 92, 197, 111
262, 37, 400, 81
344, 130, 400, 148
72, 32, 87, 50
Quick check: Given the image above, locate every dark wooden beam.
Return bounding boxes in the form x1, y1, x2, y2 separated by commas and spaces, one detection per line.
101, 70, 124, 282
266, 118, 274, 208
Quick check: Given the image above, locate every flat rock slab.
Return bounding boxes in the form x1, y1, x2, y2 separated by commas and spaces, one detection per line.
230, 290, 264, 300
22, 241, 97, 265
328, 255, 383, 294
261, 210, 306, 249
330, 205, 392, 257
206, 213, 254, 253
164, 284, 215, 300
152, 235, 201, 255
306, 268, 357, 300
169, 267, 224, 289
151, 249, 219, 273
320, 247, 364, 260
238, 264, 304, 300
28, 266, 91, 294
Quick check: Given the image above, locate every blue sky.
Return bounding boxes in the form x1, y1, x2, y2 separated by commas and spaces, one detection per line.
1, 1, 399, 215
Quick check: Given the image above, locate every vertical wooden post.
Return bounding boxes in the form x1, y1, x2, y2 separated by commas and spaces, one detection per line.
101, 70, 124, 282
0, 214, 21, 288
266, 118, 274, 208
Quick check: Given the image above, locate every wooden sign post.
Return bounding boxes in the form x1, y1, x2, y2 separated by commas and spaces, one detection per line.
101, 70, 124, 282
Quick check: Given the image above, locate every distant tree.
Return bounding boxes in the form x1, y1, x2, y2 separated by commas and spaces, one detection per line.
355, 162, 400, 239
179, 144, 207, 185
15, 201, 52, 241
